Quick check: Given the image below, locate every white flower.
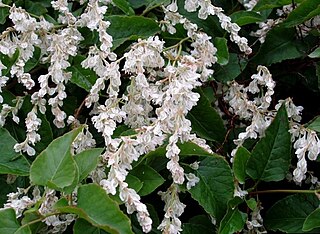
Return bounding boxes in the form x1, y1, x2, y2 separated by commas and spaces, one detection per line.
158, 184, 186, 234
276, 98, 303, 122
72, 126, 96, 154
185, 173, 199, 189
185, 0, 199, 12
291, 127, 320, 183
2, 187, 39, 218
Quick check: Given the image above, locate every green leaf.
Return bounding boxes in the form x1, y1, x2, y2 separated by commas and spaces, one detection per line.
307, 116, 320, 132
230, 11, 264, 26
128, 174, 144, 192
0, 208, 21, 234
62, 161, 80, 194
218, 207, 247, 234
303, 207, 320, 232
30, 127, 83, 190
128, 0, 169, 9
281, 0, 320, 28
214, 37, 229, 65
189, 156, 234, 222
246, 198, 257, 211
24, 47, 41, 72
21, 209, 46, 234
34, 112, 53, 153
213, 53, 248, 82
74, 219, 108, 234
187, 88, 226, 143
25, 0, 48, 16
113, 0, 135, 15
265, 194, 320, 233
178, 141, 214, 157
188, 214, 215, 229
77, 184, 133, 234
69, 55, 98, 91
308, 47, 320, 58
78, 27, 99, 46
0, 128, 30, 176
253, 0, 304, 11
130, 164, 165, 196
252, 27, 307, 65
233, 146, 250, 184
0, 208, 31, 234
0, 7, 10, 25
246, 104, 291, 182
0, 50, 20, 76
74, 148, 104, 182
182, 223, 214, 234
106, 15, 160, 49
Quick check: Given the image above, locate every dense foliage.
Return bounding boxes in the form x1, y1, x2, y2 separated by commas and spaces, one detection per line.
0, 0, 320, 233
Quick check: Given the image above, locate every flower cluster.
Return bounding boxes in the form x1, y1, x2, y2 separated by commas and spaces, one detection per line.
5, 0, 318, 233
158, 184, 186, 234
225, 66, 320, 185
224, 65, 275, 157
249, 3, 320, 43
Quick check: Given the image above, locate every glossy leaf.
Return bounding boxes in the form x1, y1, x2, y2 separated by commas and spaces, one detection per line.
265, 194, 320, 233
0, 208, 21, 233
281, 0, 320, 28
34, 112, 53, 153
308, 47, 320, 58
74, 148, 104, 182
189, 156, 234, 222
0, 208, 31, 234
246, 104, 291, 182
252, 27, 306, 65
0, 128, 30, 176
128, 0, 168, 10
69, 55, 98, 91
213, 53, 248, 82
218, 207, 247, 234
0, 50, 19, 76
253, 0, 304, 11
25, 0, 48, 16
233, 146, 250, 184
246, 198, 257, 211
0, 7, 10, 24
178, 141, 214, 157
30, 127, 83, 190
24, 47, 41, 72
303, 207, 320, 232
106, 15, 160, 49
187, 88, 226, 143
130, 164, 165, 196
77, 184, 134, 234
21, 209, 46, 234
230, 11, 264, 26
307, 116, 320, 132
214, 37, 229, 65
74, 218, 109, 234
113, 0, 135, 15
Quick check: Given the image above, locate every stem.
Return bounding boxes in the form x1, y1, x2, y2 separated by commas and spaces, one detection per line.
163, 37, 190, 52
141, 3, 162, 16
74, 96, 87, 120
250, 189, 320, 195
19, 211, 61, 229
